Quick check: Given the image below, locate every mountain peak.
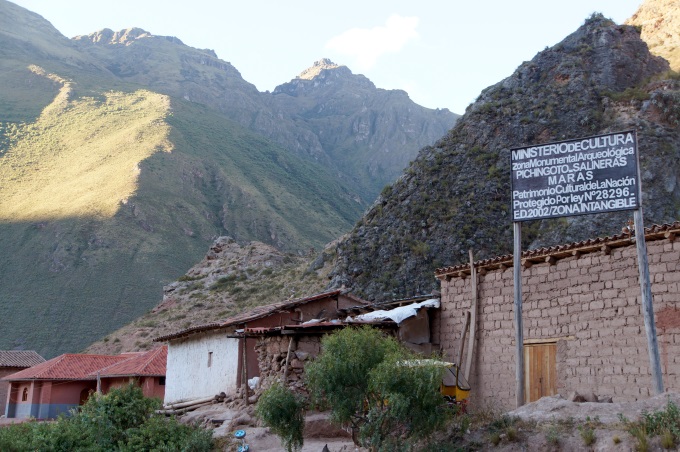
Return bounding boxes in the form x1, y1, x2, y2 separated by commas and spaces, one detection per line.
73, 27, 184, 46
297, 58, 345, 80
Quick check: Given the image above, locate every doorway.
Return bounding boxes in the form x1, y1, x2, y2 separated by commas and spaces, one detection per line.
524, 342, 557, 402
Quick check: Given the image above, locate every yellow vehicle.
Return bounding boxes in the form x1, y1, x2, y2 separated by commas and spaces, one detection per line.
399, 359, 471, 408
440, 362, 471, 410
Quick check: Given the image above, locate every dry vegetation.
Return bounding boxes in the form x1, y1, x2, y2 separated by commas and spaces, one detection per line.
0, 74, 172, 221
85, 238, 335, 354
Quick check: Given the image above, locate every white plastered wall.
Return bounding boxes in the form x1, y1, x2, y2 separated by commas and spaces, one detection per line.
164, 330, 239, 404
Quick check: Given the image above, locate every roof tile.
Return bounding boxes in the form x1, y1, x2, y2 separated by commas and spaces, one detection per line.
0, 350, 45, 368
2, 354, 128, 381
96, 346, 167, 377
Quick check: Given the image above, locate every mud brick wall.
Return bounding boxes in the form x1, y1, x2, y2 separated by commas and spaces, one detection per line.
439, 237, 680, 410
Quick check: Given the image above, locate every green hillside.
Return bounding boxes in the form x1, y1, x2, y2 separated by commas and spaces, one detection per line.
0, 0, 453, 357
0, 72, 362, 357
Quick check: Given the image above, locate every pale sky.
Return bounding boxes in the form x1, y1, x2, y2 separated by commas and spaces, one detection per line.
11, 0, 644, 114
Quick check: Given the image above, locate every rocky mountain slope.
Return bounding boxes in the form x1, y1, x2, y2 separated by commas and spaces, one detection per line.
86, 6, 680, 352
70, 31, 457, 202
0, 0, 454, 357
85, 237, 331, 354
268, 58, 455, 196
327, 13, 680, 301
627, 0, 680, 71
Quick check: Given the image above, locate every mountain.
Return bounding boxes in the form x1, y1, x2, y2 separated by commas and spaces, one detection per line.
326, 13, 680, 301
268, 58, 456, 196
0, 0, 455, 357
626, 0, 680, 71
85, 236, 331, 355
70, 32, 457, 202
86, 8, 680, 353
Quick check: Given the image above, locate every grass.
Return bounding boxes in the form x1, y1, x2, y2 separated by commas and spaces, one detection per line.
0, 86, 172, 221
545, 424, 560, 447
617, 400, 680, 452
579, 424, 596, 446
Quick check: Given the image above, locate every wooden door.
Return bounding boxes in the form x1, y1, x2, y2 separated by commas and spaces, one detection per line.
524, 343, 557, 402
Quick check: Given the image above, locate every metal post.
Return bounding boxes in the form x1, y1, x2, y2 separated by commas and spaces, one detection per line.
633, 208, 664, 394
513, 222, 525, 407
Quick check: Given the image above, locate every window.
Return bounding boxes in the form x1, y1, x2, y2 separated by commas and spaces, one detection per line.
207, 351, 213, 368
159, 377, 166, 386
21, 387, 28, 402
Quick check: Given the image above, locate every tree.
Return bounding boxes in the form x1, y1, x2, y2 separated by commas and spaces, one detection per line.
305, 326, 451, 451
255, 381, 306, 452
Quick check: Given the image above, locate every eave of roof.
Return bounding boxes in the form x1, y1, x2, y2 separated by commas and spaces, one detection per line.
435, 221, 680, 279
153, 289, 351, 342
230, 319, 398, 337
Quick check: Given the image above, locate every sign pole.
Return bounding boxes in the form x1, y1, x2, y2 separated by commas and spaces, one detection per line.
513, 221, 525, 407
634, 208, 664, 394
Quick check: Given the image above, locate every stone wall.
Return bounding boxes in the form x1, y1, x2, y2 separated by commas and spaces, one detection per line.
438, 237, 680, 410
255, 335, 322, 393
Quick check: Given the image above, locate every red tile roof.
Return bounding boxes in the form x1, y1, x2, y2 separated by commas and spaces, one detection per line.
0, 350, 45, 368
96, 346, 167, 378
154, 289, 368, 342
2, 354, 129, 381
435, 221, 680, 278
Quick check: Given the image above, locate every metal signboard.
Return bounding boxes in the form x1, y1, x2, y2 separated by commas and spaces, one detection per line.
511, 130, 639, 222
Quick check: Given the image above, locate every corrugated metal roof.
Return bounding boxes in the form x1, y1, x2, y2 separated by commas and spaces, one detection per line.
435, 221, 680, 278
96, 346, 167, 378
0, 350, 45, 368
154, 289, 365, 342
2, 354, 129, 381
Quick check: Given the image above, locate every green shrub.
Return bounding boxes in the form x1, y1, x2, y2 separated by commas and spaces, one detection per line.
305, 326, 449, 451
545, 425, 560, 446
0, 384, 212, 452
255, 382, 305, 452
121, 415, 213, 452
640, 400, 680, 438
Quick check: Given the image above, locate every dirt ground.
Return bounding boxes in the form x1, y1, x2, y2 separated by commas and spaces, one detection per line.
180, 391, 680, 451
182, 405, 362, 451
457, 391, 680, 451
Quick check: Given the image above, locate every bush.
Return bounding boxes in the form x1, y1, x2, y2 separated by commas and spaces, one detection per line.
255, 381, 305, 452
121, 415, 214, 452
0, 384, 212, 452
305, 326, 450, 450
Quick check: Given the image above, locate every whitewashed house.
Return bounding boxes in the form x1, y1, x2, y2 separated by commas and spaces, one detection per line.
155, 290, 367, 405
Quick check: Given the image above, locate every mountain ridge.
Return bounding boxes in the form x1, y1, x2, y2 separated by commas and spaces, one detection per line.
326, 13, 679, 300
86, 8, 680, 354
0, 0, 454, 357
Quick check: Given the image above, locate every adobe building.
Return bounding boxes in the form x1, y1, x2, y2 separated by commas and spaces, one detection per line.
247, 295, 440, 392
3, 347, 167, 419
3, 354, 129, 419
0, 351, 45, 416
436, 222, 680, 410
155, 290, 369, 405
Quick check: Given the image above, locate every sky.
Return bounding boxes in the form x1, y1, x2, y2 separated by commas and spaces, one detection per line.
11, 0, 644, 114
